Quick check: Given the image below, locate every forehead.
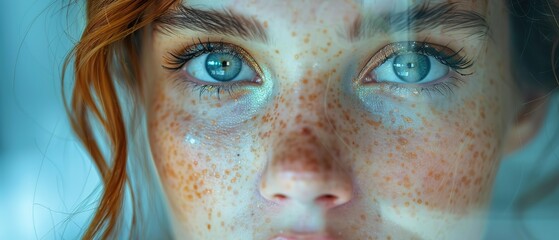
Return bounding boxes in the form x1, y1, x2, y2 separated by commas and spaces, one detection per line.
182, 0, 489, 21
172, 0, 492, 47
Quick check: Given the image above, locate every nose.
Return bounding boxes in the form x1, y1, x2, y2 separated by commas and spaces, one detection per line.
259, 127, 353, 209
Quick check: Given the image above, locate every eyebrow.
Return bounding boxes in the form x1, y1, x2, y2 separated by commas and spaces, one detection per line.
349, 2, 490, 41
155, 5, 268, 43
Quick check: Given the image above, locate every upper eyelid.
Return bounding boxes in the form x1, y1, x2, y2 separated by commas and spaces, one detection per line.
356, 41, 474, 82
163, 41, 263, 75
163, 41, 265, 81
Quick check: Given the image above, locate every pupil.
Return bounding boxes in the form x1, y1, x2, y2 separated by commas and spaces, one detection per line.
393, 53, 430, 83
205, 53, 242, 82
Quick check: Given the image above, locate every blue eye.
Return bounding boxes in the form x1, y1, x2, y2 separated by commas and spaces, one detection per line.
374, 52, 449, 84
205, 53, 243, 82
392, 53, 431, 83
184, 52, 256, 84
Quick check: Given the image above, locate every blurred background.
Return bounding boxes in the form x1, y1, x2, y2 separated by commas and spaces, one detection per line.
0, 0, 558, 239
0, 1, 99, 239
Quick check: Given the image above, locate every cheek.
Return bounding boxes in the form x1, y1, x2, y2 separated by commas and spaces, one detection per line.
344, 87, 507, 217
147, 89, 256, 232
373, 108, 500, 214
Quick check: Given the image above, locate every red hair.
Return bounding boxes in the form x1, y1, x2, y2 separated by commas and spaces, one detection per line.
63, 0, 178, 238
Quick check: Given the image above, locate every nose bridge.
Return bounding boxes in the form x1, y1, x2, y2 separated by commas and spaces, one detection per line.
284, 68, 337, 128
272, 127, 334, 176
273, 68, 339, 175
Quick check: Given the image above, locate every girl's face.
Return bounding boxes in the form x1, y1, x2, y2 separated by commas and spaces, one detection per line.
144, 0, 520, 239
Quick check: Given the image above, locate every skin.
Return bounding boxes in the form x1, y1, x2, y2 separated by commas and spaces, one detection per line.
143, 0, 526, 239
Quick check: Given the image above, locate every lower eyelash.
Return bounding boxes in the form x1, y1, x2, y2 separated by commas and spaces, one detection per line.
173, 78, 242, 100
419, 79, 463, 97
383, 76, 465, 97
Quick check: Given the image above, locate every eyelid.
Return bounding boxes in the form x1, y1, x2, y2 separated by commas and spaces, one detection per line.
356, 41, 472, 84
163, 41, 265, 79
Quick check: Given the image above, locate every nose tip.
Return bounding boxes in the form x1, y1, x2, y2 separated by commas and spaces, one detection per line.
260, 126, 353, 209
260, 173, 353, 209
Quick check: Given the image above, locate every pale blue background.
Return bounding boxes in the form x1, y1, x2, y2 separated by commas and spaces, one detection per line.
0, 1, 558, 239
0, 1, 97, 239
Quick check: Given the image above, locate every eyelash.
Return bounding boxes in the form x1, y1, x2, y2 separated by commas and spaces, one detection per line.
359, 41, 474, 96
163, 39, 474, 99
379, 41, 473, 74
163, 39, 258, 99
164, 39, 245, 70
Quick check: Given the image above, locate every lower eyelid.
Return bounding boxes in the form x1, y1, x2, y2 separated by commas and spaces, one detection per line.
361, 71, 465, 99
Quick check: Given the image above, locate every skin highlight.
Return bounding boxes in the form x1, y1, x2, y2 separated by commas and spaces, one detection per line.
142, 0, 522, 239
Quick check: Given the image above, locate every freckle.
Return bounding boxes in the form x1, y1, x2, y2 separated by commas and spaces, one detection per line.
308, 93, 318, 101
207, 224, 211, 231
291, 31, 297, 37
405, 152, 417, 159
397, 137, 409, 145
403, 175, 412, 189
295, 114, 302, 123
334, 50, 343, 57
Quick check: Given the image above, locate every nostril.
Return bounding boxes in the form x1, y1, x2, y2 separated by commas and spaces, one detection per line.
315, 194, 339, 206
273, 194, 288, 202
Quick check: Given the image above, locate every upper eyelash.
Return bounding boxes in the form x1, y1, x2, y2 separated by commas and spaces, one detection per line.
412, 44, 474, 74
381, 41, 474, 75
163, 39, 246, 71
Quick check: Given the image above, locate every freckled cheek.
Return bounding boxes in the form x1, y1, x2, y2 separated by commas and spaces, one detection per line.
147, 91, 268, 223
366, 134, 500, 214
148, 100, 199, 204
352, 103, 502, 214
373, 117, 500, 214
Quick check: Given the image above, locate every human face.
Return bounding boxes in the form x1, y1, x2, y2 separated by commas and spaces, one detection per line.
143, 0, 519, 239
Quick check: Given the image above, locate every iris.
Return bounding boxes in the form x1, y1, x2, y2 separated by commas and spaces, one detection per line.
205, 53, 242, 82
392, 53, 431, 83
